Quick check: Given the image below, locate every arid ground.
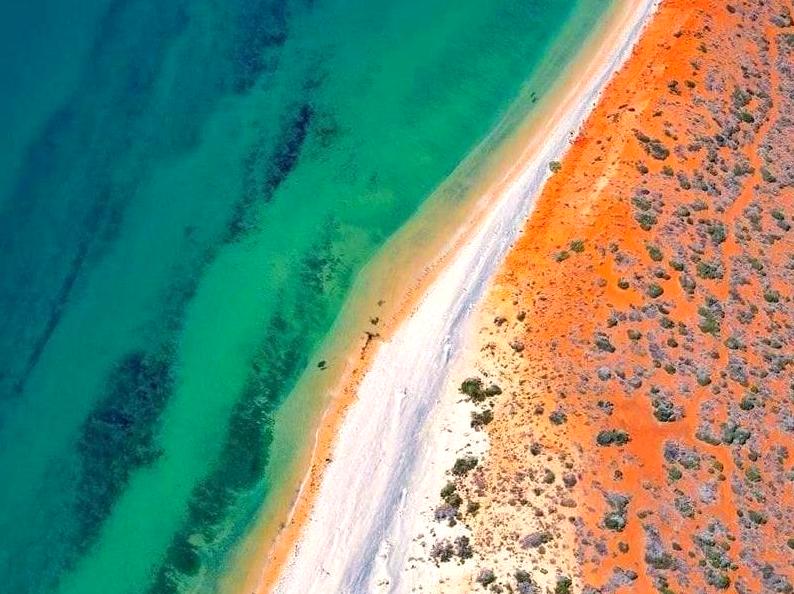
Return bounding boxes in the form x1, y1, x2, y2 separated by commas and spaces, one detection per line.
426, 1, 794, 592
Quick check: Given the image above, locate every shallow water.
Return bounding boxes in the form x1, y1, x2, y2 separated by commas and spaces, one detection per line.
0, 1, 612, 592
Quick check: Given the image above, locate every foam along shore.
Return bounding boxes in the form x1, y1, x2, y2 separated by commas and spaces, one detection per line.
271, 1, 660, 592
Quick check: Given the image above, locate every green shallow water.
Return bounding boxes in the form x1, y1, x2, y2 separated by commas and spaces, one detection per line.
0, 0, 613, 592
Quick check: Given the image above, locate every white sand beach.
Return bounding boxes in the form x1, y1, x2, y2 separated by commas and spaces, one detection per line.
270, 1, 660, 591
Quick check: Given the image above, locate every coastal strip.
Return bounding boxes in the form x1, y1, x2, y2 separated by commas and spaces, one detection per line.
258, 1, 661, 592
445, 0, 794, 592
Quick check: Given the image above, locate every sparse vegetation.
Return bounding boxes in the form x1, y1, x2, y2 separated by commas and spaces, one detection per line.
451, 456, 478, 476
647, 283, 664, 298
421, 4, 794, 591
596, 429, 630, 446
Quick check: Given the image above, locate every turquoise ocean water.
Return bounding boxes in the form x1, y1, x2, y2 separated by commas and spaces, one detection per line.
0, 1, 613, 592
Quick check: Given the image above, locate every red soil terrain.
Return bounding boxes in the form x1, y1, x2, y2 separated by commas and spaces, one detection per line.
432, 1, 794, 592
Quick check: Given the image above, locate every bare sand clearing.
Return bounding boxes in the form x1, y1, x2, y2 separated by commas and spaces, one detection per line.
260, 1, 660, 592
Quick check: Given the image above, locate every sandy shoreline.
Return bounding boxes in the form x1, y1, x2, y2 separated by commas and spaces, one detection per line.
246, 1, 660, 591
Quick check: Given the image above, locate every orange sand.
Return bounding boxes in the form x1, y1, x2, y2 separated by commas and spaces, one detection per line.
448, 0, 793, 591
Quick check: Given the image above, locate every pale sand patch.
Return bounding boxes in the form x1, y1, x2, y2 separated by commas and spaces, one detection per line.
264, 1, 660, 592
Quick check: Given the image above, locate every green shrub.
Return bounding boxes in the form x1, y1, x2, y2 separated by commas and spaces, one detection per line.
485, 384, 502, 397
555, 576, 573, 594
646, 244, 664, 261
632, 195, 652, 210
647, 283, 664, 298
476, 569, 496, 587
471, 409, 494, 429
635, 212, 657, 230
747, 509, 767, 525
764, 289, 780, 303
595, 335, 616, 353
761, 167, 777, 182
460, 377, 484, 398
460, 378, 500, 403
732, 87, 751, 108
604, 511, 627, 531
649, 142, 670, 160
697, 260, 723, 280
707, 222, 727, 245
549, 410, 567, 425
440, 482, 456, 499
451, 456, 478, 476
596, 429, 630, 446
739, 394, 757, 410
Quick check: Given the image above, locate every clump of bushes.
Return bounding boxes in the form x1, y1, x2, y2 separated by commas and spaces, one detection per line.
440, 482, 462, 509
635, 130, 670, 160
721, 421, 751, 445
653, 397, 682, 422
697, 260, 724, 279
460, 377, 501, 403
471, 409, 494, 429
595, 334, 616, 353
635, 211, 658, 230
452, 456, 478, 476
521, 530, 552, 549
549, 409, 567, 425
732, 87, 751, 108
596, 429, 631, 446
476, 569, 496, 587
555, 575, 573, 594
647, 283, 664, 298
454, 535, 473, 559
646, 243, 664, 261
763, 289, 780, 303
706, 221, 727, 244
698, 303, 722, 335
430, 539, 454, 562
430, 532, 475, 560
603, 492, 630, 532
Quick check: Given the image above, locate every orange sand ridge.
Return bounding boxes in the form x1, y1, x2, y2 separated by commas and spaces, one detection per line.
438, 0, 793, 592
